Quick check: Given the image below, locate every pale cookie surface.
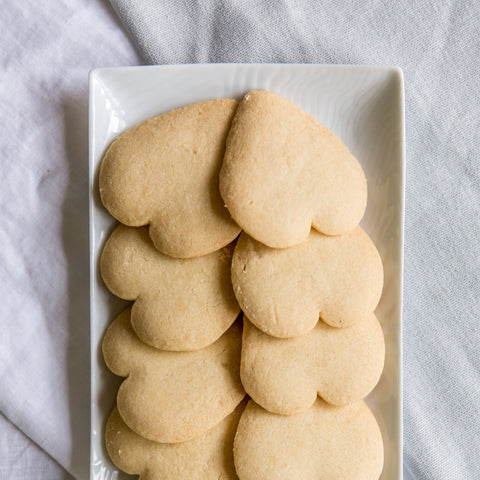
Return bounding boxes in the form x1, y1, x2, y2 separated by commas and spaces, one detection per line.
232, 227, 383, 337
105, 401, 246, 480
234, 399, 384, 480
102, 309, 245, 444
99, 99, 241, 258
219, 90, 367, 248
241, 315, 385, 415
101, 224, 240, 351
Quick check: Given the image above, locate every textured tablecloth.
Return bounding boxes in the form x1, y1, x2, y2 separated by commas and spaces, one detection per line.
1, 0, 479, 479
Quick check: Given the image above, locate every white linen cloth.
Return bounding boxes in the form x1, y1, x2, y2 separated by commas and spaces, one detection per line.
0, 0, 479, 479
0, 413, 72, 479
0, 1, 141, 478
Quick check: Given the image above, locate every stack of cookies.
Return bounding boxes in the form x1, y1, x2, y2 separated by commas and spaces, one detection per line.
98, 91, 385, 479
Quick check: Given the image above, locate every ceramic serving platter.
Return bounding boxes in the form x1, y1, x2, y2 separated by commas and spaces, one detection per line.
89, 64, 405, 480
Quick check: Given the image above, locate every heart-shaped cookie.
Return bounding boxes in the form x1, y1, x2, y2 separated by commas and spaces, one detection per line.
220, 90, 367, 248
234, 399, 383, 480
101, 224, 240, 351
99, 99, 241, 258
105, 401, 246, 480
102, 308, 245, 443
232, 227, 383, 337
241, 315, 384, 414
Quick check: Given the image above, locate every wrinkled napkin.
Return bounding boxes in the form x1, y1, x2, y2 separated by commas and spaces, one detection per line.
0, 1, 141, 478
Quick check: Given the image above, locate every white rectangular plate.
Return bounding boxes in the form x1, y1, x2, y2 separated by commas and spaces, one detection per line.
89, 64, 404, 480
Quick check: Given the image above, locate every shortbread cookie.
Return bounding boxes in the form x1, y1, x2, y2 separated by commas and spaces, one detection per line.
234, 399, 383, 480
232, 227, 383, 337
102, 309, 245, 443
105, 401, 246, 480
241, 315, 384, 415
101, 224, 240, 351
99, 99, 241, 258
219, 90, 367, 248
